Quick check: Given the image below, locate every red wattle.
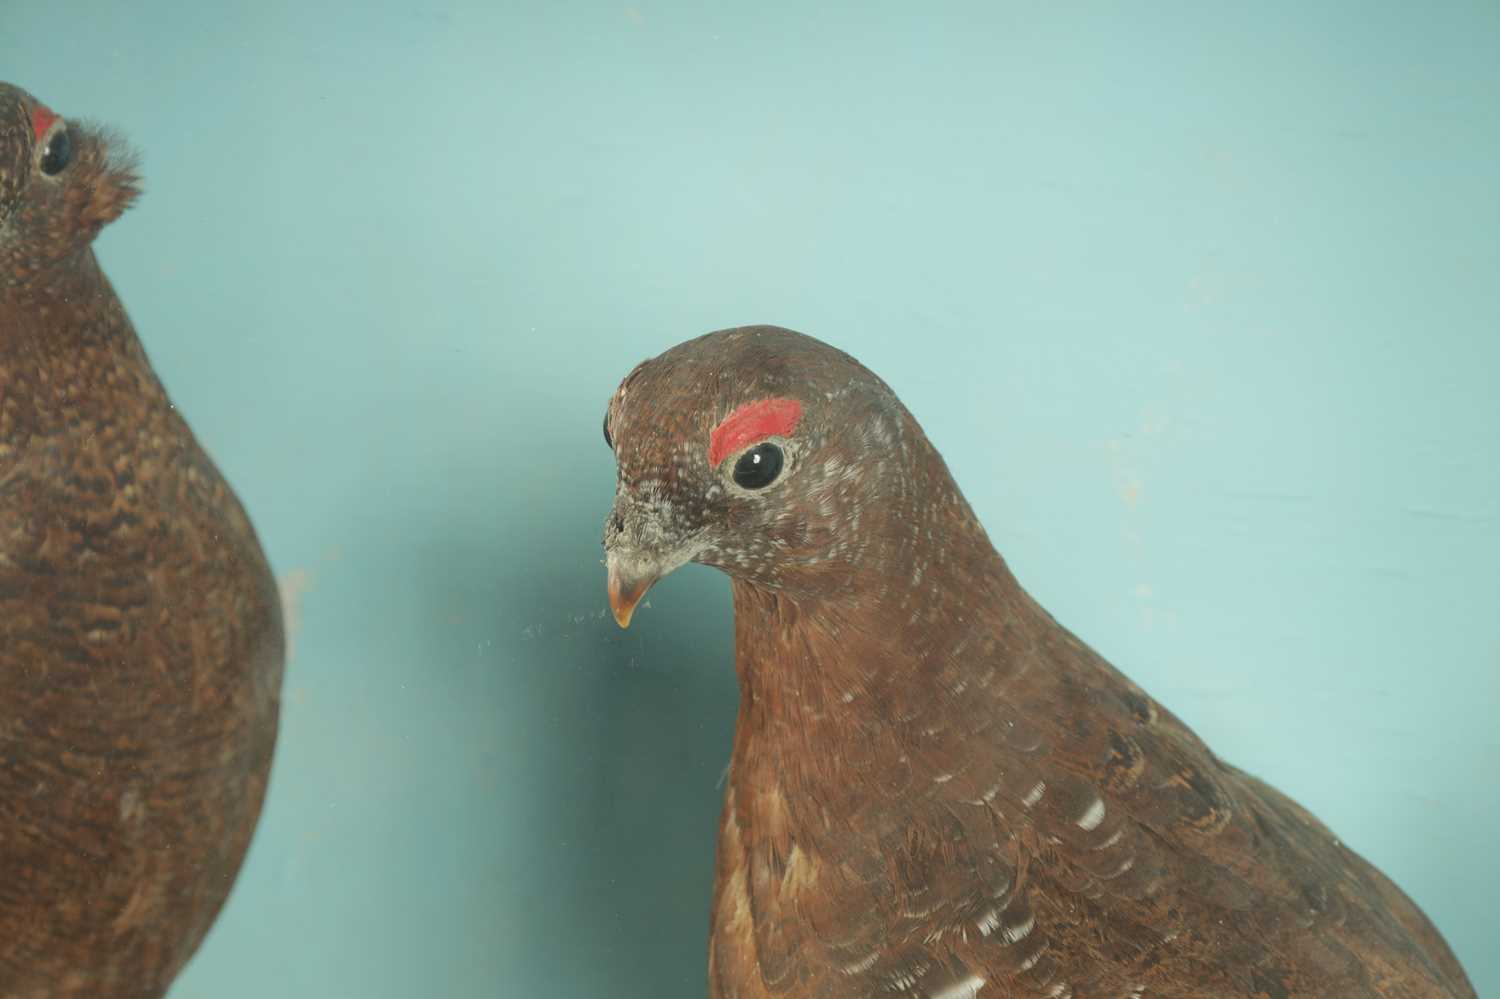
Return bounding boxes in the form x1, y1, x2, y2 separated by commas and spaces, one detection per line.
31, 105, 57, 141
709, 397, 803, 468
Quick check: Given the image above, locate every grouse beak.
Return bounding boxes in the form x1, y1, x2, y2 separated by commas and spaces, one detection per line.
606, 561, 658, 629
603, 497, 699, 629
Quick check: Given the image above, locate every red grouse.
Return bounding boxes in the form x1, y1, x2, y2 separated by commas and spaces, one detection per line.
601, 326, 1474, 998
0, 84, 283, 995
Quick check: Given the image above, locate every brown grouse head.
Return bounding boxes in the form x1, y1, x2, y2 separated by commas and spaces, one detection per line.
0, 83, 141, 291
602, 325, 962, 625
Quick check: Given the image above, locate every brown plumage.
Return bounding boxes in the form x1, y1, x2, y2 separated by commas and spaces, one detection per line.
0, 84, 283, 996
601, 326, 1474, 999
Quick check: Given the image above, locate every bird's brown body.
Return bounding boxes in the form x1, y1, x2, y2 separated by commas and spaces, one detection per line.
0, 84, 283, 996
602, 327, 1474, 999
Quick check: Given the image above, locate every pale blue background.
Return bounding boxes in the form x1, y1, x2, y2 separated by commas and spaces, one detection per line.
3, 2, 1496, 996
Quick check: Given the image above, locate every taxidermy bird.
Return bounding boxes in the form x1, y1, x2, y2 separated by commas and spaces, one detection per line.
0, 84, 283, 995
600, 326, 1474, 998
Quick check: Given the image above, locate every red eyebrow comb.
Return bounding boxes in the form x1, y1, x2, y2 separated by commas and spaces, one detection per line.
709, 397, 803, 468
31, 105, 57, 141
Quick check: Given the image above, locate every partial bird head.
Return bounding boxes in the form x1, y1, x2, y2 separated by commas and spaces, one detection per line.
602, 325, 963, 627
0, 83, 141, 290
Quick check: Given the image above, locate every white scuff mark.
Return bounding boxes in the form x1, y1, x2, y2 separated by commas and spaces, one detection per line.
278, 567, 314, 664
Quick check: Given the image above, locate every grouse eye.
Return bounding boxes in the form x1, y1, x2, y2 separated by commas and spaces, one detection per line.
39, 126, 73, 176
732, 442, 784, 490
602, 414, 613, 450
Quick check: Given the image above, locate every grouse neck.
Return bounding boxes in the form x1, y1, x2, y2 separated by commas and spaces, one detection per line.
727, 486, 1049, 749
0, 249, 167, 442
1, 248, 130, 353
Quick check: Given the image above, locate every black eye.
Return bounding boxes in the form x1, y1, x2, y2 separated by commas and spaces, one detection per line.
602, 414, 613, 450
732, 442, 784, 490
40, 126, 72, 176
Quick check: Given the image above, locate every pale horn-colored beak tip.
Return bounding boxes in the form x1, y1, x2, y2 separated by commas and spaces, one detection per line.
607, 565, 656, 630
